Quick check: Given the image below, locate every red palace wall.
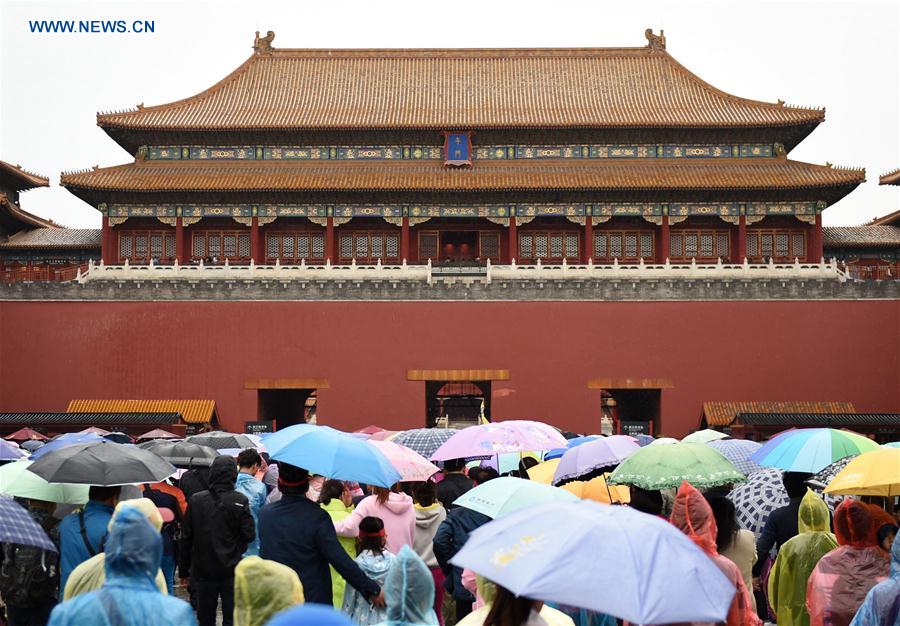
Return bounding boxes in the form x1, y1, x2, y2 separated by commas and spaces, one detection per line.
1, 300, 898, 438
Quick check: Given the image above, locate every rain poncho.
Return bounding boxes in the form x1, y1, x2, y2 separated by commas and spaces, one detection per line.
851, 532, 900, 626
374, 545, 438, 626
47, 507, 196, 626
63, 498, 168, 600
321, 498, 356, 608
234, 555, 304, 626
342, 548, 396, 625
267, 604, 357, 626
669, 481, 761, 626
807, 500, 890, 626
768, 490, 838, 626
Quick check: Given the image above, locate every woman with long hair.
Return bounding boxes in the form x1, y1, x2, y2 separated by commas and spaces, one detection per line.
456, 583, 574, 626
319, 479, 356, 609
334, 483, 415, 554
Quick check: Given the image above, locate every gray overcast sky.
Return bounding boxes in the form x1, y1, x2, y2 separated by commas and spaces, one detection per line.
1, 0, 898, 227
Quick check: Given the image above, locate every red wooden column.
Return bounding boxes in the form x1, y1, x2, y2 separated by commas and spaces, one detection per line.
400, 216, 410, 262
508, 216, 518, 262
736, 215, 747, 263
326, 216, 335, 263
582, 216, 593, 263
658, 215, 670, 263
250, 217, 262, 264
175, 217, 185, 264
101, 216, 112, 265
812, 214, 823, 262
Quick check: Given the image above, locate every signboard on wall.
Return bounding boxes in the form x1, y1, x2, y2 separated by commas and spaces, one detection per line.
619, 421, 653, 436
245, 420, 274, 434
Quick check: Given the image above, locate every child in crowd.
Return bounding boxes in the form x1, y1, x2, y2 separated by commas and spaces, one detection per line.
342, 516, 396, 626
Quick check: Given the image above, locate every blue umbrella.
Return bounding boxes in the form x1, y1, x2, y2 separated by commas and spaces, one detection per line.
544, 435, 601, 460
261, 424, 326, 455
20, 440, 45, 453
450, 500, 735, 624
270, 428, 401, 487
30, 432, 104, 460
634, 434, 656, 447
0, 440, 27, 461
707, 439, 763, 476
0, 496, 57, 551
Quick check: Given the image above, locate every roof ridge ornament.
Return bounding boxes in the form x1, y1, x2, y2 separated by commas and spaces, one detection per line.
645, 28, 666, 51
253, 30, 275, 55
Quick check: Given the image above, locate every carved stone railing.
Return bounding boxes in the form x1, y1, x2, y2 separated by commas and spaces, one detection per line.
77, 257, 848, 284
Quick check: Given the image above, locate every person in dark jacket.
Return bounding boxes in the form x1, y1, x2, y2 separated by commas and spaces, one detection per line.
436, 459, 473, 511
180, 455, 255, 626
752, 471, 817, 584
179, 466, 210, 503
258, 462, 385, 609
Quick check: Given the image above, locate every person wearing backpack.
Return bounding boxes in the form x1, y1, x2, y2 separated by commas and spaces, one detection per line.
0, 499, 61, 626
57, 486, 120, 595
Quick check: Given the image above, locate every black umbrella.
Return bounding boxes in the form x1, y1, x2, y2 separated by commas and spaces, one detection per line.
186, 432, 255, 450
103, 432, 133, 444
138, 439, 219, 468
26, 441, 176, 486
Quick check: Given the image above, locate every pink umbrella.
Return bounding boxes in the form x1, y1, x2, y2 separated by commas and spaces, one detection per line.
430, 420, 567, 462
79, 426, 111, 436
355, 425, 386, 435
367, 440, 440, 482
137, 428, 180, 441
552, 435, 640, 484
369, 430, 400, 442
5, 428, 48, 442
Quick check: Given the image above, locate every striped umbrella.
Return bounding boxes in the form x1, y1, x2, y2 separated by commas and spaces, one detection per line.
392, 428, 459, 459
751, 428, 879, 474
707, 439, 763, 476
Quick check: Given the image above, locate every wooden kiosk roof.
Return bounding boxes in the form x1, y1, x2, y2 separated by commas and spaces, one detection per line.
96, 37, 823, 135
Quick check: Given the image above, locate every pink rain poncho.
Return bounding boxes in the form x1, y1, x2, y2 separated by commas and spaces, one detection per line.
850, 533, 900, 626
806, 500, 890, 626
669, 481, 761, 626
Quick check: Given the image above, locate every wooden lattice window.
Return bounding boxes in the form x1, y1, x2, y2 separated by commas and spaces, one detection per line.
593, 231, 654, 262
339, 232, 400, 263
118, 231, 177, 263
265, 232, 326, 262
191, 231, 251, 262
419, 232, 439, 261
746, 229, 806, 262
669, 230, 729, 262
479, 232, 501, 260
519, 232, 579, 261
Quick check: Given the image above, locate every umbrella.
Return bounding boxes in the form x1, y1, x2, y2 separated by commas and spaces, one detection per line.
648, 437, 679, 446
0, 460, 89, 504
367, 440, 439, 482
78, 426, 111, 436
728, 468, 790, 539
552, 435, 639, 484
450, 500, 736, 624
0, 496, 57, 551
6, 428, 48, 442
544, 435, 602, 460
27, 441, 176, 486
0, 439, 27, 461
138, 439, 219, 468
103, 432, 133, 444
261, 424, 331, 456
392, 428, 459, 459
270, 428, 401, 487
431, 421, 567, 462
707, 439, 764, 476
31, 432, 105, 460
453, 476, 578, 519
136, 428, 180, 441
682, 429, 729, 444
634, 434, 655, 447
806, 456, 855, 491
186, 431, 256, 450
355, 425, 386, 435
20, 440, 45, 453
750, 428, 880, 473
526, 458, 560, 484
369, 430, 400, 442
608, 442, 745, 490
825, 448, 900, 497
884, 442, 900, 449
560, 474, 631, 504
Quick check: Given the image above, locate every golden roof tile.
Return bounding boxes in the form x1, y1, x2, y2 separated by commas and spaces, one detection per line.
879, 168, 900, 186
67, 399, 217, 424
0, 160, 50, 191
702, 401, 856, 427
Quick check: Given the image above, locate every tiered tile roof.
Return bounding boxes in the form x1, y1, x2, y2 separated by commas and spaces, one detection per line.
823, 225, 900, 247
0, 228, 101, 249
0, 160, 49, 192
702, 401, 855, 427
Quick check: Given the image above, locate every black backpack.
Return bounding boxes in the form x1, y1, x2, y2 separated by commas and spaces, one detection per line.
0, 539, 58, 607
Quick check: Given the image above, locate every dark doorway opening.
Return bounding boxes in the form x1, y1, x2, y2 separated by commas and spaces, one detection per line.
441, 232, 478, 261
258, 389, 313, 429
425, 381, 491, 428
605, 388, 661, 435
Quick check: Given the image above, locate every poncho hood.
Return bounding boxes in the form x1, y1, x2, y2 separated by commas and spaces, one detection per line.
670, 480, 718, 556
798, 489, 831, 534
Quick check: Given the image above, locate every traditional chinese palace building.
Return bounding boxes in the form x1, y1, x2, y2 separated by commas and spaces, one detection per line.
1, 31, 897, 437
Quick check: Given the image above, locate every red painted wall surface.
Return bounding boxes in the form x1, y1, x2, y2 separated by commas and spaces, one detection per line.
1, 300, 898, 438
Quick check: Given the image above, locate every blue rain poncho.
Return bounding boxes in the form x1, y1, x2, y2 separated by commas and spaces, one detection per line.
47, 506, 196, 626
850, 532, 900, 626
375, 545, 439, 626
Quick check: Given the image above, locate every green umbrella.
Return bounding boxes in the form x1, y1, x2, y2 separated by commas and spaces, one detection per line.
608, 442, 745, 490
682, 429, 729, 444
452, 476, 578, 518
0, 460, 89, 504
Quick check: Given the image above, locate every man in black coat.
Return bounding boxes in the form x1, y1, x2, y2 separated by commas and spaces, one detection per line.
180, 455, 255, 626
436, 458, 473, 511
258, 463, 384, 608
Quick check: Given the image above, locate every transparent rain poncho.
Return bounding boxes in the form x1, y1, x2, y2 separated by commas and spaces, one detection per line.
807, 500, 890, 626
47, 506, 196, 626
768, 489, 838, 626
375, 545, 438, 626
234, 555, 304, 626
851, 532, 900, 626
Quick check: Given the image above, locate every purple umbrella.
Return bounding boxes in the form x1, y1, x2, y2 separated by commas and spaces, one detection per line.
552, 435, 640, 484
0, 439, 27, 461
430, 421, 567, 462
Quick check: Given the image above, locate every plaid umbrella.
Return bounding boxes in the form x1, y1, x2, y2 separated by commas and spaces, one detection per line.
707, 439, 764, 476
0, 496, 57, 551
806, 456, 855, 491
728, 468, 789, 540
392, 428, 459, 459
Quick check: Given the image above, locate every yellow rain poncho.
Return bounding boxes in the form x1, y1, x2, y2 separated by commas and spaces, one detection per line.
63, 499, 168, 600
768, 490, 838, 626
234, 555, 304, 626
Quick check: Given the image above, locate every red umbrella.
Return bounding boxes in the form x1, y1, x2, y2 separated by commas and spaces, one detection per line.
5, 428, 48, 442
137, 428, 180, 441
354, 425, 387, 435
